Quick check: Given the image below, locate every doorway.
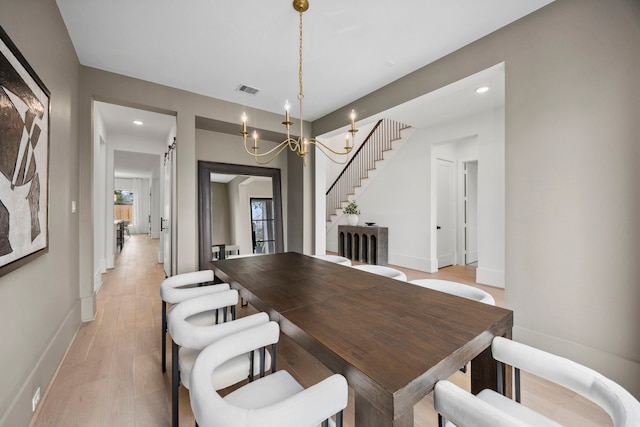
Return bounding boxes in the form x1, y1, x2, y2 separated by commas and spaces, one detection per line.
92, 100, 176, 282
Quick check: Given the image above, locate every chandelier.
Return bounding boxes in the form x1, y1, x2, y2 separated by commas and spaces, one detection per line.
240, 0, 357, 165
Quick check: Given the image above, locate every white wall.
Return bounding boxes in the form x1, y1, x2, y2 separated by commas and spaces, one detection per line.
325, 108, 505, 287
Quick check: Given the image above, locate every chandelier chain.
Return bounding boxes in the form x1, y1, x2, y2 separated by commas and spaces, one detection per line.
298, 9, 304, 102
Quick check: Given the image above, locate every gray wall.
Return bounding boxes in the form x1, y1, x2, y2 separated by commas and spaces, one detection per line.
0, 1, 81, 425
316, 0, 640, 396
211, 182, 231, 245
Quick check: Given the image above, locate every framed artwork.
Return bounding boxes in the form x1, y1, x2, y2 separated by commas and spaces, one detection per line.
0, 25, 50, 278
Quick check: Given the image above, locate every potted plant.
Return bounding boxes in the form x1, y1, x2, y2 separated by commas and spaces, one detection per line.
343, 201, 360, 226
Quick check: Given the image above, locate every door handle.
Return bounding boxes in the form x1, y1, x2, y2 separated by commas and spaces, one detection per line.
436, 226, 441, 230
161, 217, 166, 231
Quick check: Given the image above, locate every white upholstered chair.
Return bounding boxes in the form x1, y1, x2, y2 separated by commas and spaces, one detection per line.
313, 254, 352, 266
167, 289, 271, 427
409, 279, 495, 305
160, 270, 230, 372
352, 264, 407, 281
190, 321, 349, 427
434, 336, 640, 427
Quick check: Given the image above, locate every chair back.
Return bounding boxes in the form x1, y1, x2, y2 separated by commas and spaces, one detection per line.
492, 337, 640, 426
161, 270, 227, 303
190, 321, 280, 426
190, 321, 348, 427
409, 279, 495, 305
168, 289, 244, 349
314, 254, 352, 266
353, 264, 407, 281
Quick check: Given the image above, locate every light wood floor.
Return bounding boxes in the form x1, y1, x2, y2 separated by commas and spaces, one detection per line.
30, 235, 612, 426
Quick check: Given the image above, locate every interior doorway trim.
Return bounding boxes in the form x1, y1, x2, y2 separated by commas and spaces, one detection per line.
197, 161, 283, 269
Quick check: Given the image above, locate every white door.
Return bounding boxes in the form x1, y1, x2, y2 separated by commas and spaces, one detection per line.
464, 161, 478, 264
162, 146, 174, 277
437, 159, 455, 268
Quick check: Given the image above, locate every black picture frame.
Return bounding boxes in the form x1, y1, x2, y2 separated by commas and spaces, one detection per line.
0, 25, 51, 278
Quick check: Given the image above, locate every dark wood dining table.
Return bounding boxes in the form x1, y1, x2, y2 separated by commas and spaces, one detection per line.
211, 252, 513, 427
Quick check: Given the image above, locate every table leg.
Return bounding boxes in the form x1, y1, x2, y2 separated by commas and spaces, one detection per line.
470, 338, 512, 397
354, 392, 412, 427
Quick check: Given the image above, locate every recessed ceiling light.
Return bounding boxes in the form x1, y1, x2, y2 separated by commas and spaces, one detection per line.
475, 86, 490, 94
133, 120, 144, 126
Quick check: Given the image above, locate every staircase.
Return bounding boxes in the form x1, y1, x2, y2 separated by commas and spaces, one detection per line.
326, 118, 411, 223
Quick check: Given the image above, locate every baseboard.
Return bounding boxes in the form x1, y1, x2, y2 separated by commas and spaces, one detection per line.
106, 253, 114, 269
476, 267, 504, 288
513, 326, 640, 399
81, 292, 96, 321
387, 253, 438, 274
0, 301, 81, 427
93, 268, 103, 293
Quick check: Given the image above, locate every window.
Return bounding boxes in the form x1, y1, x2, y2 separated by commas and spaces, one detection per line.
250, 198, 275, 254
114, 189, 133, 224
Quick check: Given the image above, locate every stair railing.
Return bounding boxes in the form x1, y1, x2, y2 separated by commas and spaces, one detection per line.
326, 118, 410, 219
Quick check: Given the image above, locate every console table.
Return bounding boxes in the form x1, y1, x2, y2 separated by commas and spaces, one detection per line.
338, 225, 388, 265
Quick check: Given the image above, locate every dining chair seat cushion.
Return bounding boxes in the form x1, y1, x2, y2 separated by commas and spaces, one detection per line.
179, 346, 272, 390
476, 389, 561, 426
223, 370, 341, 427
409, 279, 495, 305
352, 264, 407, 281
434, 380, 532, 427
224, 370, 303, 408
313, 255, 352, 266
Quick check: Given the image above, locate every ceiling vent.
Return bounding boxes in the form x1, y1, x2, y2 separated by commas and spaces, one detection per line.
236, 84, 260, 95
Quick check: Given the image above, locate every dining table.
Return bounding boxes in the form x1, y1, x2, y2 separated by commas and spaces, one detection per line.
211, 252, 513, 427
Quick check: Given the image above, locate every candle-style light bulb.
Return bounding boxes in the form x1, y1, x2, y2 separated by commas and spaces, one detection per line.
345, 133, 350, 149
284, 101, 290, 123
350, 109, 356, 131
252, 131, 258, 150
241, 112, 247, 134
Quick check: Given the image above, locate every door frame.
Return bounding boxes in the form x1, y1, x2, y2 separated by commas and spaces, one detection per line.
459, 159, 479, 265
197, 161, 283, 270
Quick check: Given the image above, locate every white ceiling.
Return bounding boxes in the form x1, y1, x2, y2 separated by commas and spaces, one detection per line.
60, 0, 553, 176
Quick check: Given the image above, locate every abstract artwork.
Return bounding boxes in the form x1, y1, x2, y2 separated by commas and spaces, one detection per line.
0, 25, 50, 277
